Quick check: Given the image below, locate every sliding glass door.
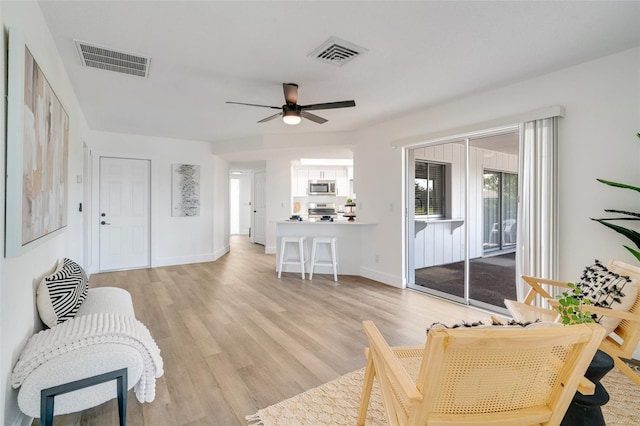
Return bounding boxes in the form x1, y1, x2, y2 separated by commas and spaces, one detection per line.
483, 171, 518, 253
407, 128, 519, 312
408, 140, 467, 303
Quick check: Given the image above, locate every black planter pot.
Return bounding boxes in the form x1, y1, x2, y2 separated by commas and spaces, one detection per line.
561, 349, 614, 426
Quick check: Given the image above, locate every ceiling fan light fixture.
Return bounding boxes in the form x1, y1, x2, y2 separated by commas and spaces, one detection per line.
282, 110, 301, 125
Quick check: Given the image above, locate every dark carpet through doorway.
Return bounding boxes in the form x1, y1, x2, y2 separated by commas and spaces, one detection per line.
414, 252, 516, 308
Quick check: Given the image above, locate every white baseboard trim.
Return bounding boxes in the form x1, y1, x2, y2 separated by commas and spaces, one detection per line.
265, 246, 276, 254
153, 253, 216, 267
213, 245, 231, 261
360, 267, 403, 288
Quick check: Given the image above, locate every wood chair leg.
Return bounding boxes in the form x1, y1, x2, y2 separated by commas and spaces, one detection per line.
612, 355, 640, 387
357, 349, 375, 426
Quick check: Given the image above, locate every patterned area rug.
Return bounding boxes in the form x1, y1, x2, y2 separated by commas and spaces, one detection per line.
247, 365, 640, 425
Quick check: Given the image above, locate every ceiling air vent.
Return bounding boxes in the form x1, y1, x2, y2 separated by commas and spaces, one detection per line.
309, 37, 368, 67
74, 40, 151, 78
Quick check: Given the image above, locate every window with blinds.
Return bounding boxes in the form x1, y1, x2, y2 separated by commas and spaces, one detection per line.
415, 161, 445, 217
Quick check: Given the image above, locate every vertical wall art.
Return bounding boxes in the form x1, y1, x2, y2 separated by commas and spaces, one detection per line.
172, 164, 200, 217
6, 28, 69, 257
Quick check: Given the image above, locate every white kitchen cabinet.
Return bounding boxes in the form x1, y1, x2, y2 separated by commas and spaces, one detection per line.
308, 168, 336, 180
295, 169, 309, 196
292, 166, 350, 196
335, 168, 349, 196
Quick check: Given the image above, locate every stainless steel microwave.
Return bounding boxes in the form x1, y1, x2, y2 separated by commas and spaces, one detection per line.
308, 180, 336, 195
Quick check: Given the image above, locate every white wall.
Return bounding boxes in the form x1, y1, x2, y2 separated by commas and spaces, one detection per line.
1, 3, 91, 424
355, 47, 640, 289
87, 131, 229, 271
212, 156, 230, 257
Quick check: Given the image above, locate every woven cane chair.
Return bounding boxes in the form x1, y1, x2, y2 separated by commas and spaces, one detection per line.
505, 259, 640, 387
357, 320, 605, 426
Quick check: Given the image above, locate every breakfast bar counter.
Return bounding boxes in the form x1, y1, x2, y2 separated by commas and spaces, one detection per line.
275, 220, 376, 277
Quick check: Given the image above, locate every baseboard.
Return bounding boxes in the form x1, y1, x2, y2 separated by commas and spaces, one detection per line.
153, 253, 216, 267
213, 245, 231, 261
265, 246, 276, 254
360, 267, 403, 288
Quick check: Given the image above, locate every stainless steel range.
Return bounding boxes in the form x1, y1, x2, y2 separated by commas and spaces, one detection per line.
308, 203, 337, 221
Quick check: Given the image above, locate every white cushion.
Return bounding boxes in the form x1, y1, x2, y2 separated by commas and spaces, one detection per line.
77, 287, 136, 318
36, 258, 89, 328
17, 344, 144, 418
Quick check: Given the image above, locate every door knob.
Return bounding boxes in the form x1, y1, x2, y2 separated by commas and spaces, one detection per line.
101, 221, 111, 225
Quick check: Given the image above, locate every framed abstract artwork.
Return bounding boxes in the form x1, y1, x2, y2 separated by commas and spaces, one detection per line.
6, 28, 69, 257
172, 164, 200, 217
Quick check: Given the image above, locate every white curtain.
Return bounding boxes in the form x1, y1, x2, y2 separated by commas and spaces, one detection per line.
515, 117, 559, 301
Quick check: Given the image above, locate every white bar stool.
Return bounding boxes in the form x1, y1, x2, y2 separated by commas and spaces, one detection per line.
277, 236, 307, 279
309, 237, 338, 282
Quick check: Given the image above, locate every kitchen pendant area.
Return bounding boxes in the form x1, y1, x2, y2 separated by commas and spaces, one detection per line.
274, 156, 374, 279
290, 158, 355, 222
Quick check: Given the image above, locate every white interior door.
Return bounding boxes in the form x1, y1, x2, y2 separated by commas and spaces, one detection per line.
253, 170, 266, 245
99, 157, 150, 271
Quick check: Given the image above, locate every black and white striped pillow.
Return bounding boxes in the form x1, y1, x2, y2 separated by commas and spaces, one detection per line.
36, 258, 89, 328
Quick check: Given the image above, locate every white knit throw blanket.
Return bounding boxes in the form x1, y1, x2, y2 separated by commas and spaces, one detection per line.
11, 313, 164, 403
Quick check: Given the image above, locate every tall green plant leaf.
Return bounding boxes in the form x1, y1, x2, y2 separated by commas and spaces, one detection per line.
604, 209, 640, 218
625, 245, 640, 262
596, 178, 640, 192
591, 218, 640, 249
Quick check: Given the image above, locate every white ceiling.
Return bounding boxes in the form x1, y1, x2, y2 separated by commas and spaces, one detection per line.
37, 1, 640, 145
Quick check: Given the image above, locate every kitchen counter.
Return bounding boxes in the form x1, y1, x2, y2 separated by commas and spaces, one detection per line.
276, 220, 374, 225
275, 220, 376, 276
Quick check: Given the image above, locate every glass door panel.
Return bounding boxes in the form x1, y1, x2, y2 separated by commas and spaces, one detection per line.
483, 171, 500, 251
502, 173, 518, 249
470, 133, 519, 311
409, 141, 467, 303
483, 171, 518, 253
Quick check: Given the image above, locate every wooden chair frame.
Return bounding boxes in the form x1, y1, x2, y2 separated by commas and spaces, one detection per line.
505, 259, 640, 387
358, 320, 605, 426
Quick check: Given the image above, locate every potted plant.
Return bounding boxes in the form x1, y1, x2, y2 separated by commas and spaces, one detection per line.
556, 283, 595, 325
590, 133, 640, 263
557, 283, 611, 426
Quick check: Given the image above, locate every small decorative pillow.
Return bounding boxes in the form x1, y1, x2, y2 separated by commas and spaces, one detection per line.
36, 258, 89, 328
577, 260, 638, 335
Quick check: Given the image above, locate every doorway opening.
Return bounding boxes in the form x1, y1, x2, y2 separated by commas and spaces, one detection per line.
406, 128, 519, 312
229, 171, 251, 236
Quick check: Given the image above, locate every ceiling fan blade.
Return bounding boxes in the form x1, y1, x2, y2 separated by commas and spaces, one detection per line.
283, 83, 298, 105
226, 101, 280, 109
301, 111, 328, 124
258, 112, 282, 123
300, 100, 356, 111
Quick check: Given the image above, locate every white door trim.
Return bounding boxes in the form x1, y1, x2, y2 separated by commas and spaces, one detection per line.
252, 169, 266, 246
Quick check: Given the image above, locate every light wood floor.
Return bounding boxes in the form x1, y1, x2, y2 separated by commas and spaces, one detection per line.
39, 236, 486, 425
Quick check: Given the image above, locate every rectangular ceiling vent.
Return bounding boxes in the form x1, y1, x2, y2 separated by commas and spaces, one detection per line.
74, 40, 151, 78
309, 37, 368, 67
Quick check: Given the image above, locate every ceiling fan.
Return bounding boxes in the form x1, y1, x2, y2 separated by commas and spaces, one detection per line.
226, 83, 356, 125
